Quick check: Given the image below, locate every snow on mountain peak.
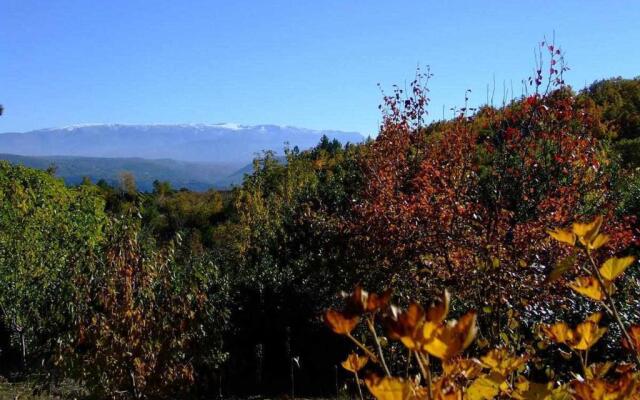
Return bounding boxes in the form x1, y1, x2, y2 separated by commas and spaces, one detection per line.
25, 123, 364, 138
213, 122, 243, 130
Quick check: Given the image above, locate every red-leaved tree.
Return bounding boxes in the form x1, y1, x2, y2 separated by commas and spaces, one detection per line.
348, 44, 637, 342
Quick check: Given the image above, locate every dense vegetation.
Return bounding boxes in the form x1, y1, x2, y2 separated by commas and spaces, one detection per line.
1, 47, 640, 398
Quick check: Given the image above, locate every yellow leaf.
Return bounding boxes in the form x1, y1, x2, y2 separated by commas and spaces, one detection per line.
432, 377, 463, 400
422, 312, 477, 360
585, 362, 614, 380
365, 375, 416, 400
467, 372, 504, 400
542, 314, 606, 351
480, 348, 528, 376
421, 321, 444, 351
547, 228, 576, 246
541, 322, 574, 345
599, 256, 635, 281
585, 312, 603, 324
341, 353, 368, 373
568, 276, 605, 301
512, 376, 556, 400
572, 216, 603, 244
546, 388, 572, 400
571, 318, 607, 350
587, 233, 609, 250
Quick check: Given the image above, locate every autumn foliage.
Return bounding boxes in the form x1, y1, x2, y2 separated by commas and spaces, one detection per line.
326, 216, 639, 398
349, 44, 637, 348
2, 41, 640, 399
60, 215, 215, 399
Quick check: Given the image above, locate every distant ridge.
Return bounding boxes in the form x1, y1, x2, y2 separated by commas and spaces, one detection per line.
0, 123, 363, 163
0, 123, 364, 191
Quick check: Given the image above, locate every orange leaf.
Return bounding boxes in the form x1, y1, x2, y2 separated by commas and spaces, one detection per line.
426, 290, 450, 323
386, 303, 425, 350
341, 353, 369, 373
346, 287, 393, 314
324, 309, 359, 335
622, 325, 640, 353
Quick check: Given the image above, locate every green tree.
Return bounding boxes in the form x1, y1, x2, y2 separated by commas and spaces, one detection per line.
0, 162, 106, 369
581, 77, 640, 168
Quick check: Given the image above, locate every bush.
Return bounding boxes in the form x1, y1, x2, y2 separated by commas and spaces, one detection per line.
0, 162, 106, 372
326, 217, 640, 399
347, 47, 637, 349
60, 212, 230, 399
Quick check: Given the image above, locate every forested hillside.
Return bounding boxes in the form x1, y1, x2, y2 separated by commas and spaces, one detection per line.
1, 67, 640, 398
0, 153, 241, 191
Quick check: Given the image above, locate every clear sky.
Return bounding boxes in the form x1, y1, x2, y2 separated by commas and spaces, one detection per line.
1, 1, 639, 136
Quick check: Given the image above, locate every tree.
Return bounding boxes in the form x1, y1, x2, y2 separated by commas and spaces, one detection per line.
582, 77, 640, 141
63, 211, 230, 399
349, 48, 636, 345
215, 142, 364, 395
0, 162, 106, 370
580, 77, 640, 168
119, 171, 137, 196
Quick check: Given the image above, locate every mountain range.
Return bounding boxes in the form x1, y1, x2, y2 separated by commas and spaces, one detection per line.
0, 123, 364, 191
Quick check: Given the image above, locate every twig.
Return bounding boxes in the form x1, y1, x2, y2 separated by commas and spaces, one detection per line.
418, 352, 433, 400
354, 370, 364, 400
347, 333, 379, 364
414, 352, 432, 400
366, 316, 391, 377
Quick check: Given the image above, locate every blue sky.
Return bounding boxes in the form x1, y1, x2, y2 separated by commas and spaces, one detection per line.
1, 1, 639, 136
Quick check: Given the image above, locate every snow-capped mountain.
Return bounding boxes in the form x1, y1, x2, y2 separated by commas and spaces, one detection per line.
0, 123, 364, 190
0, 123, 364, 164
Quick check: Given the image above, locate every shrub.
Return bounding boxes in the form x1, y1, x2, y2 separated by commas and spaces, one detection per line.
325, 217, 639, 399
60, 212, 230, 399
348, 45, 637, 347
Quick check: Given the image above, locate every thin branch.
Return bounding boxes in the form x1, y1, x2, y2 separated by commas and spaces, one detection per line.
366, 316, 391, 377
413, 352, 432, 400
354, 370, 364, 400
419, 352, 433, 400
347, 333, 379, 364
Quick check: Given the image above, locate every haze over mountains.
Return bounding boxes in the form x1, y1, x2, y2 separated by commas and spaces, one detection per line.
0, 123, 364, 191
